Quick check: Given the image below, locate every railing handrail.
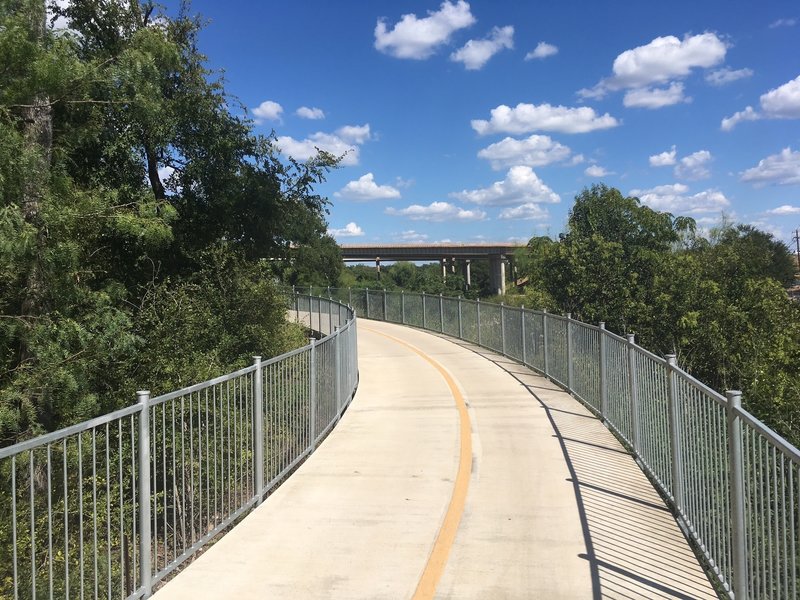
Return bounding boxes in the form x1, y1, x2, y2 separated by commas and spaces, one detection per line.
1, 293, 359, 599
316, 285, 799, 600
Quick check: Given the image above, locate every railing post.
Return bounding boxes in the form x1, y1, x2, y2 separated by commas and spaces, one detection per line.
543, 309, 549, 376
439, 294, 444, 333
727, 390, 748, 600
599, 322, 608, 418
401, 290, 406, 324
666, 354, 684, 511
458, 297, 463, 340
567, 313, 574, 392
137, 390, 152, 598
383, 289, 388, 321
422, 293, 427, 329
335, 329, 342, 419
328, 293, 333, 335
309, 339, 317, 450
627, 334, 640, 454
521, 306, 527, 365
365, 288, 370, 319
500, 303, 506, 356
477, 298, 482, 346
253, 357, 264, 503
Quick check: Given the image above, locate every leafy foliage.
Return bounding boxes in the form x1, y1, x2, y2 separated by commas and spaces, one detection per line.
0, 0, 337, 445
518, 184, 800, 444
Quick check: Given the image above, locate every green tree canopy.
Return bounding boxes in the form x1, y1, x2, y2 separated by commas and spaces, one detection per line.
0, 0, 337, 443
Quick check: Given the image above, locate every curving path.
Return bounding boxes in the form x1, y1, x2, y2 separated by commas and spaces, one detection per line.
153, 320, 717, 599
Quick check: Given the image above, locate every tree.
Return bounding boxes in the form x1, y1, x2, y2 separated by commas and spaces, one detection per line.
0, 0, 338, 443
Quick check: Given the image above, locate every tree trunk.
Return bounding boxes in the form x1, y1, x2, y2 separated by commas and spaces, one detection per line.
145, 143, 166, 200
19, 0, 52, 353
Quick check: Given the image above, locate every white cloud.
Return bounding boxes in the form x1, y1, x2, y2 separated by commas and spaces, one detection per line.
498, 203, 550, 220
296, 106, 325, 120
336, 124, 372, 144
395, 230, 429, 242
623, 82, 687, 108
766, 205, 800, 215
335, 173, 401, 201
252, 100, 283, 124
471, 102, 619, 135
760, 75, 800, 119
721, 106, 761, 131
740, 147, 800, 186
770, 18, 797, 28
568, 154, 586, 165
394, 177, 415, 188
328, 222, 365, 238
477, 134, 571, 169
374, 0, 476, 60
705, 67, 754, 86
157, 166, 174, 181
450, 25, 514, 70
579, 33, 726, 100
649, 145, 677, 167
629, 183, 730, 214
722, 75, 800, 130
675, 150, 713, 180
525, 41, 558, 60
276, 124, 371, 166
451, 166, 560, 206
584, 165, 610, 177
385, 201, 486, 222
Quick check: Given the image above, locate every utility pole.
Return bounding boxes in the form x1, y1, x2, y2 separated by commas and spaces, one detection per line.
794, 229, 800, 275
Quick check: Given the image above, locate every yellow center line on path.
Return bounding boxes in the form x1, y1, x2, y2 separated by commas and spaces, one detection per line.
362, 326, 472, 600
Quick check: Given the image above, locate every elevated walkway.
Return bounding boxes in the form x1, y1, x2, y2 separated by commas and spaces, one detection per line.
153, 320, 716, 599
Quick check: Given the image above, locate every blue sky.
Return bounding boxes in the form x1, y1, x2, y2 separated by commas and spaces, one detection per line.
165, 1, 800, 246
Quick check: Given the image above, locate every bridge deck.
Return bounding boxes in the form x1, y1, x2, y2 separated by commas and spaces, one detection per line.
153, 320, 717, 599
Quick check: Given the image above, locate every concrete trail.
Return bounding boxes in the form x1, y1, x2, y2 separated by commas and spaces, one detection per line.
153, 320, 716, 599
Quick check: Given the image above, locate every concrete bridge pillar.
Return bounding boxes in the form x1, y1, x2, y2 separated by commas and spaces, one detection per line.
376, 257, 381, 279
489, 254, 506, 296
461, 260, 471, 289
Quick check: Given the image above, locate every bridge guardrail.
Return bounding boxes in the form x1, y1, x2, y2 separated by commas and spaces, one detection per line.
0, 294, 358, 600
304, 285, 798, 600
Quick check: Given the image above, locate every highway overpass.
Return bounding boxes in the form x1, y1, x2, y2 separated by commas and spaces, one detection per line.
339, 243, 524, 295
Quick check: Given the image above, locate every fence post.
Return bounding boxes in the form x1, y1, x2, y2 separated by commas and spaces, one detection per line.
137, 390, 152, 598
328, 294, 333, 335
567, 313, 574, 392
599, 322, 608, 419
253, 357, 264, 503
666, 354, 684, 512
458, 297, 463, 340
521, 306, 527, 365
293, 290, 299, 324
383, 289, 388, 321
477, 298, 482, 346
401, 290, 406, 324
335, 329, 342, 419
439, 294, 444, 333
365, 288, 370, 319
627, 334, 640, 454
501, 303, 506, 356
348, 287, 352, 307
543, 309, 549, 376
422, 293, 427, 329
727, 390, 748, 600
309, 339, 317, 450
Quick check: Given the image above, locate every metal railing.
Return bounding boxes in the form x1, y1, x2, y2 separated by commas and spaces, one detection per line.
0, 294, 358, 600
304, 286, 798, 600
